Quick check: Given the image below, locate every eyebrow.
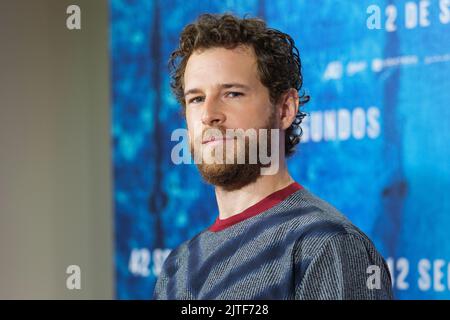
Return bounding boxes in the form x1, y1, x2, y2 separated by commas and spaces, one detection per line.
184, 83, 250, 97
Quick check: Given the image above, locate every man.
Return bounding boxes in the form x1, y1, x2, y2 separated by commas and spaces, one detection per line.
154, 13, 393, 300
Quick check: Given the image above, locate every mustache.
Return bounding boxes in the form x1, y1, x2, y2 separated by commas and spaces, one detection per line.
198, 127, 234, 143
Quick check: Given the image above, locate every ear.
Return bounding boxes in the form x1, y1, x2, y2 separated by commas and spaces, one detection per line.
278, 88, 299, 130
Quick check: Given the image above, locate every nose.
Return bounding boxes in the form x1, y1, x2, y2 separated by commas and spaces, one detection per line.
201, 97, 226, 127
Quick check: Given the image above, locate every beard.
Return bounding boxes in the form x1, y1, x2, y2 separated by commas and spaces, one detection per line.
190, 110, 277, 191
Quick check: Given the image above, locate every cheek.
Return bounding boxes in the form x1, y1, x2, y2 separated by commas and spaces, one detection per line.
185, 109, 197, 130
238, 100, 273, 128
185, 114, 201, 144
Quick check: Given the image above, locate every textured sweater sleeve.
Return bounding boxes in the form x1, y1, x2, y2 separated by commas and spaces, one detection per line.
153, 247, 179, 300
153, 265, 169, 300
294, 232, 394, 300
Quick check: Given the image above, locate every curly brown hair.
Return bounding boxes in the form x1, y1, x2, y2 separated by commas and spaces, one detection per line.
168, 13, 310, 157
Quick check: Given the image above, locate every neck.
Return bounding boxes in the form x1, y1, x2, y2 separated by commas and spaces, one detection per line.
214, 162, 294, 220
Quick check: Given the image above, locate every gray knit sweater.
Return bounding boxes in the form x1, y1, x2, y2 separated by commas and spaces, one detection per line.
153, 182, 393, 300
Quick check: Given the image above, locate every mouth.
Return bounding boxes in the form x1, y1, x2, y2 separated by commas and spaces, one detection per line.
202, 136, 235, 145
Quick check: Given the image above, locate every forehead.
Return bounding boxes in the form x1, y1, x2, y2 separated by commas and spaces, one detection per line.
183, 45, 260, 88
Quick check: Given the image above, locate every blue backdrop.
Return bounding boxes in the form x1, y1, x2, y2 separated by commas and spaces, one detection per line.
111, 0, 450, 299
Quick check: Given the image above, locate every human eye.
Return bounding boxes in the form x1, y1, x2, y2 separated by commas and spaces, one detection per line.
225, 91, 244, 98
188, 96, 205, 104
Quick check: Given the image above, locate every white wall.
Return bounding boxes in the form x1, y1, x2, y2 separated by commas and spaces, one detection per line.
0, 0, 113, 299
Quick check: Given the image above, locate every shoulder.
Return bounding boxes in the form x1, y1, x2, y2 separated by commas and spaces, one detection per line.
159, 229, 206, 274
283, 187, 372, 252
294, 231, 393, 299
153, 231, 205, 299
286, 187, 390, 278
286, 189, 393, 299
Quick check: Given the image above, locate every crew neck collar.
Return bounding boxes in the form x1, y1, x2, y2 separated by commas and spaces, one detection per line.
209, 182, 302, 232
